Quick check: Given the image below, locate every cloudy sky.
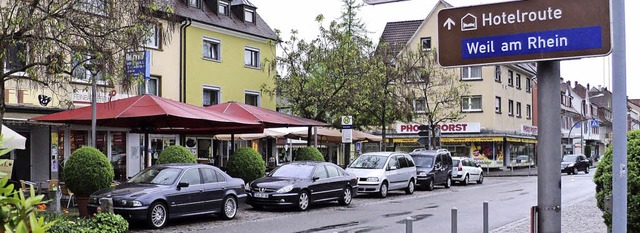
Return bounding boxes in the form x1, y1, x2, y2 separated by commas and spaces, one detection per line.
249, 0, 639, 98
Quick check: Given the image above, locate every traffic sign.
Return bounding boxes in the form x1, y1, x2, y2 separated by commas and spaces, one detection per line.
437, 0, 611, 67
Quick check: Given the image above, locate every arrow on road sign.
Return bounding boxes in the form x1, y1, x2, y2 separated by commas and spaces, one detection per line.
443, 18, 455, 30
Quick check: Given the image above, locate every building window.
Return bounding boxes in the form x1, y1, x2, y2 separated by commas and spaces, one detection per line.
495, 66, 501, 82
244, 47, 260, 68
144, 24, 160, 49
461, 67, 482, 80
526, 104, 531, 119
244, 8, 255, 23
245, 91, 260, 106
461, 96, 482, 112
508, 100, 514, 116
4, 43, 27, 72
495, 96, 501, 113
218, 1, 229, 15
516, 102, 522, 118
188, 0, 200, 8
516, 74, 521, 89
507, 70, 514, 86
71, 55, 106, 84
203, 38, 221, 61
526, 77, 532, 92
414, 99, 426, 113
203, 86, 221, 107
138, 76, 160, 95
421, 37, 432, 51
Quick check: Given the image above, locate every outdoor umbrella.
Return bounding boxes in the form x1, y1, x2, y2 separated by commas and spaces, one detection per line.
205, 101, 329, 147
1, 125, 26, 150
31, 94, 262, 166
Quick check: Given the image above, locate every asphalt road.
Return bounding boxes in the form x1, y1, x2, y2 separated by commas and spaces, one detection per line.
130, 170, 596, 233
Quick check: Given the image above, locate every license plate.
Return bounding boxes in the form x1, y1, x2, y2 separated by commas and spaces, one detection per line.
254, 192, 268, 198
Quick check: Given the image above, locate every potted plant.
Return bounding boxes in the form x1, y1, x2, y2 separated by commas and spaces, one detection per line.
156, 145, 197, 164
226, 147, 265, 183
294, 146, 325, 162
63, 146, 114, 217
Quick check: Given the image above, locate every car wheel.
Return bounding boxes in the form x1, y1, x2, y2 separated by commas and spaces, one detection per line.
220, 196, 237, 220
147, 201, 167, 229
296, 191, 310, 211
405, 179, 415, 195
378, 182, 388, 198
572, 167, 578, 175
425, 178, 434, 191
444, 176, 452, 189
338, 187, 352, 206
462, 175, 469, 186
585, 167, 590, 174
477, 173, 484, 184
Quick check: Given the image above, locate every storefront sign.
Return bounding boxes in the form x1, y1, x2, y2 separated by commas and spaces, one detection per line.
441, 137, 502, 143
72, 91, 129, 104
0, 159, 13, 178
507, 137, 537, 143
396, 122, 481, 134
393, 138, 419, 143
521, 125, 538, 135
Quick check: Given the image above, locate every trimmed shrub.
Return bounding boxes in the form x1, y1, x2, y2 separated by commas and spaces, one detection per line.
156, 145, 197, 164
594, 129, 640, 231
63, 146, 114, 197
294, 146, 325, 162
226, 147, 265, 183
47, 212, 128, 233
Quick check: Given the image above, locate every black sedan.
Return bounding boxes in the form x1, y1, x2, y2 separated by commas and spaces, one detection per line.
245, 161, 357, 211
88, 163, 246, 228
561, 154, 591, 175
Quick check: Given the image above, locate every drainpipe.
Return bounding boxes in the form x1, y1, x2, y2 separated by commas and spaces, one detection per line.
179, 18, 192, 103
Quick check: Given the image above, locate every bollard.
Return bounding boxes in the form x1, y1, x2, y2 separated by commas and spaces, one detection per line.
483, 201, 489, 233
451, 207, 458, 233
405, 216, 414, 233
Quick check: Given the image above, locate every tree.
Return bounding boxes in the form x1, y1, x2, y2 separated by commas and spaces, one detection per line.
264, 0, 377, 127
395, 49, 469, 150
0, 0, 176, 134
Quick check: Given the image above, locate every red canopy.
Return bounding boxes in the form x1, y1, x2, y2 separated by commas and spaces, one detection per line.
31, 95, 261, 131
205, 101, 329, 128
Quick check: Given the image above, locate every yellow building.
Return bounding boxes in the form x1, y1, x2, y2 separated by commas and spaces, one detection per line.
380, 0, 537, 168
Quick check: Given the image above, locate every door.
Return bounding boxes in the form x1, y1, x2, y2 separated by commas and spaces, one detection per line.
396, 155, 412, 186
433, 154, 445, 184
324, 165, 346, 200
200, 167, 225, 212
170, 168, 203, 215
310, 165, 331, 201
386, 156, 402, 190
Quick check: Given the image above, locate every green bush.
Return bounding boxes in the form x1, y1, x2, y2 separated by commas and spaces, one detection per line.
594, 129, 640, 231
46, 212, 128, 233
0, 178, 55, 232
294, 147, 325, 162
156, 145, 196, 164
63, 146, 114, 197
226, 147, 265, 183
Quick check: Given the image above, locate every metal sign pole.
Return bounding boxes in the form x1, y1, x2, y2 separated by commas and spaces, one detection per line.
611, 0, 628, 231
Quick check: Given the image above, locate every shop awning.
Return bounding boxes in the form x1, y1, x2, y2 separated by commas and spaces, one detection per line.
206, 102, 329, 128
2, 125, 26, 150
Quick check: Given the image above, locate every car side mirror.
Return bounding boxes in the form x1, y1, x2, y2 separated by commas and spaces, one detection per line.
312, 176, 320, 182
476, 164, 481, 168
388, 166, 397, 171
177, 182, 189, 189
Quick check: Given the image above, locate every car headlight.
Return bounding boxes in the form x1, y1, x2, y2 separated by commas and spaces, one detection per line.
418, 171, 427, 177
366, 177, 379, 182
245, 183, 252, 191
130, 200, 142, 207
568, 163, 575, 167
276, 185, 293, 193
118, 200, 143, 207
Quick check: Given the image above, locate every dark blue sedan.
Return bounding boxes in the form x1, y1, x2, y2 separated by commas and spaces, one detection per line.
88, 163, 245, 228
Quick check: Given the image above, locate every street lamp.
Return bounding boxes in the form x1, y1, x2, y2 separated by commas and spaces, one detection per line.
84, 60, 101, 147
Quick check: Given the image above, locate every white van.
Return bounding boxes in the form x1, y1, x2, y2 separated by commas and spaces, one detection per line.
346, 152, 417, 198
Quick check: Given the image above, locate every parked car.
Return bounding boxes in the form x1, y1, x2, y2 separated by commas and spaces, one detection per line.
451, 157, 484, 185
409, 149, 453, 191
561, 154, 590, 175
88, 163, 246, 229
346, 152, 417, 198
245, 161, 357, 211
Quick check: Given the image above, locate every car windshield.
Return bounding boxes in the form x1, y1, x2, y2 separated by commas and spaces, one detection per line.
128, 167, 182, 185
412, 155, 434, 168
348, 154, 388, 169
269, 164, 314, 179
562, 155, 577, 162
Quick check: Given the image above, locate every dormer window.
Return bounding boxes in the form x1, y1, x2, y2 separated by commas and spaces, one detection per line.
218, 1, 229, 16
244, 8, 255, 23
188, 0, 201, 9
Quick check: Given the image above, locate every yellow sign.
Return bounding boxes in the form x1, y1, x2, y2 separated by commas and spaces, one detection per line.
506, 137, 537, 143
441, 137, 503, 143
392, 138, 418, 143
0, 159, 13, 178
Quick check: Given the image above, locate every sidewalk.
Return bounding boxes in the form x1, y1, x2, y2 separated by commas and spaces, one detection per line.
483, 166, 538, 177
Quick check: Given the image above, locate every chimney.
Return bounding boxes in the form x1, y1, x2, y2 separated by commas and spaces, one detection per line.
575, 81, 578, 87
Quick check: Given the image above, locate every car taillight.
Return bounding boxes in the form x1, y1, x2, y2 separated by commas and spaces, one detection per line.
458, 162, 463, 171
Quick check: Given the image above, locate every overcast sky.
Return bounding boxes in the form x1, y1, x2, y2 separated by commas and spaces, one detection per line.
250, 0, 638, 99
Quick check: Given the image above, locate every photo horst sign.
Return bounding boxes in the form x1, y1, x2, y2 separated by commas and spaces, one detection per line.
438, 0, 611, 67
396, 122, 481, 134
